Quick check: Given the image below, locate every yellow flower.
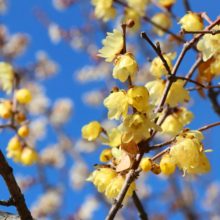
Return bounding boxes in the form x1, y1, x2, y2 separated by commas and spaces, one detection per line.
179, 12, 204, 31
122, 8, 141, 32
158, 0, 176, 8
209, 54, 220, 78
170, 130, 212, 176
18, 125, 29, 138
7, 136, 21, 151
160, 154, 175, 175
0, 62, 14, 94
113, 53, 138, 82
98, 29, 123, 63
103, 90, 129, 120
151, 13, 172, 36
99, 127, 122, 147
16, 89, 32, 104
166, 80, 190, 107
118, 112, 162, 144
20, 148, 38, 166
105, 175, 136, 199
92, 0, 116, 22
111, 147, 123, 165
127, 86, 149, 113
150, 52, 177, 78
197, 25, 220, 62
7, 149, 22, 162
82, 121, 102, 141
140, 157, 152, 172
0, 101, 12, 119
100, 148, 113, 162
87, 168, 118, 193
126, 0, 149, 17
161, 107, 194, 136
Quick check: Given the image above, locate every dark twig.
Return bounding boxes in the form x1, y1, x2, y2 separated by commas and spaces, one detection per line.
0, 150, 33, 220
187, 84, 220, 91
180, 29, 220, 35
132, 191, 149, 220
176, 76, 205, 87
208, 82, 220, 117
201, 12, 213, 24
182, 0, 191, 12
0, 197, 16, 207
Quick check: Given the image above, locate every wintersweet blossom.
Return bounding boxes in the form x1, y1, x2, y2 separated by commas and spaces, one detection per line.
20, 148, 38, 166
161, 107, 194, 136
179, 12, 204, 31
105, 175, 136, 199
103, 90, 129, 120
0, 62, 14, 94
82, 121, 102, 141
158, 0, 176, 8
98, 29, 123, 63
150, 52, 177, 78
111, 147, 123, 165
151, 13, 172, 36
100, 149, 113, 162
99, 127, 122, 147
91, 0, 116, 22
170, 130, 212, 176
197, 25, 220, 61
113, 53, 139, 82
87, 168, 118, 193
126, 0, 149, 17
209, 54, 220, 78
118, 112, 162, 144
127, 86, 149, 113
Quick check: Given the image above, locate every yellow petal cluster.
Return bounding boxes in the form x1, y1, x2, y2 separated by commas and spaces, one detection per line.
87, 168, 118, 192
105, 175, 136, 199
103, 90, 129, 120
197, 25, 220, 62
126, 0, 149, 17
111, 147, 123, 165
0, 62, 14, 94
158, 0, 176, 8
20, 148, 38, 166
91, 0, 116, 22
118, 112, 162, 144
16, 89, 32, 104
179, 12, 204, 31
161, 107, 194, 136
150, 52, 177, 78
209, 54, 220, 78
113, 53, 138, 82
81, 121, 102, 141
99, 127, 122, 147
127, 86, 149, 113
170, 130, 212, 176
122, 9, 141, 32
151, 13, 172, 36
98, 29, 123, 63
146, 79, 190, 107
0, 100, 12, 119
160, 154, 175, 175
100, 149, 113, 162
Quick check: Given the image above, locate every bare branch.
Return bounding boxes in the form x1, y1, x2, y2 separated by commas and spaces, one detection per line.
180, 29, 220, 35
187, 84, 220, 91
182, 0, 191, 12
176, 76, 205, 87
0, 197, 15, 207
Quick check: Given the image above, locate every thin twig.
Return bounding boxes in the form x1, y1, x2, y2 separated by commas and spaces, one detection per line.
201, 12, 213, 24
0, 197, 16, 207
180, 29, 220, 35
176, 76, 205, 87
198, 121, 220, 131
182, 0, 191, 12
187, 84, 220, 91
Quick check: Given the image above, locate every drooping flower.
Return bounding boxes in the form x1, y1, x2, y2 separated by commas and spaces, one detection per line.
91, 0, 116, 22
105, 175, 136, 199
197, 25, 220, 61
158, 0, 176, 9
151, 13, 172, 36
161, 107, 194, 136
122, 8, 141, 32
160, 153, 175, 175
113, 53, 139, 82
150, 52, 177, 78
82, 121, 102, 141
209, 54, 220, 78
98, 29, 123, 63
125, 0, 149, 17
87, 168, 118, 193
170, 130, 212, 176
99, 127, 122, 147
0, 100, 12, 119
179, 12, 204, 32
0, 62, 14, 94
100, 149, 113, 162
20, 148, 38, 166
118, 112, 162, 144
127, 86, 149, 113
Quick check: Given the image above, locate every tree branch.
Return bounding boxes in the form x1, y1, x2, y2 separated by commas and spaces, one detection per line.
182, 0, 191, 12
180, 29, 220, 35
0, 197, 15, 207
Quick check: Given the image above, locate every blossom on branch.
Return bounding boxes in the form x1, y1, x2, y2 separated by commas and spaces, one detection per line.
82, 121, 102, 141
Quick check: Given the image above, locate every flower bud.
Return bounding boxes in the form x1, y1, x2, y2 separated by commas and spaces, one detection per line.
151, 163, 161, 175
16, 88, 32, 104
20, 147, 38, 165
160, 154, 175, 175
140, 157, 153, 172
7, 136, 21, 150
0, 103, 12, 119
15, 111, 26, 123
82, 121, 102, 141
18, 125, 29, 138
126, 19, 135, 28
100, 148, 113, 162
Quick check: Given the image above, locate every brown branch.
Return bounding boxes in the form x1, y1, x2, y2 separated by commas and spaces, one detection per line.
132, 191, 149, 220
187, 84, 220, 91
198, 121, 220, 132
175, 76, 205, 87
182, 0, 191, 12
0, 150, 33, 220
0, 197, 15, 207
150, 138, 175, 151
141, 32, 172, 75
180, 29, 220, 35
201, 12, 213, 24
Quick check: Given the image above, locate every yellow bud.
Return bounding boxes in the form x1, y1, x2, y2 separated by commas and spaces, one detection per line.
151, 163, 161, 175
18, 125, 29, 138
0, 103, 12, 119
140, 157, 152, 172
7, 136, 21, 150
20, 148, 38, 165
160, 154, 176, 175
82, 121, 102, 141
100, 148, 113, 162
15, 111, 26, 123
16, 89, 32, 104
